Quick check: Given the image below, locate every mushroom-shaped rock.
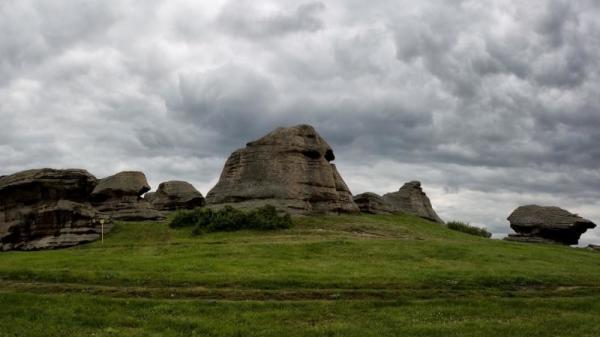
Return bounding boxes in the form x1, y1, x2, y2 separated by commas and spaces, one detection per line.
353, 193, 394, 214
149, 181, 205, 211
206, 124, 359, 214
382, 181, 444, 223
0, 168, 110, 251
91, 171, 162, 221
505, 205, 596, 245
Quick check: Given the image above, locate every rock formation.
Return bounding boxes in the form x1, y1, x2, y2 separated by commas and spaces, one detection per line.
505, 205, 596, 245
91, 171, 162, 221
0, 168, 110, 251
206, 124, 359, 214
382, 181, 444, 223
353, 193, 394, 214
147, 181, 205, 211
587, 245, 600, 252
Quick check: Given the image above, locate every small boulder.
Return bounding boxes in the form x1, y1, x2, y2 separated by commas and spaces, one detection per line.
353, 193, 394, 214
0, 168, 110, 251
149, 181, 205, 211
505, 205, 596, 245
587, 245, 600, 252
91, 171, 162, 221
382, 181, 444, 223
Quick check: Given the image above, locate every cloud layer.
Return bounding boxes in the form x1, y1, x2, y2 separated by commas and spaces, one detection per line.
1, 0, 599, 244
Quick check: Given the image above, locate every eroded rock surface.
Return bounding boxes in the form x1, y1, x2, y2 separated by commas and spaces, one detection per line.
505, 205, 596, 245
353, 193, 394, 214
0, 168, 110, 251
206, 124, 359, 214
382, 181, 444, 223
148, 181, 205, 211
91, 171, 162, 221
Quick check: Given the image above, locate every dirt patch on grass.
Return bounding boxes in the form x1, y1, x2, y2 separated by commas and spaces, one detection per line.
1, 280, 598, 302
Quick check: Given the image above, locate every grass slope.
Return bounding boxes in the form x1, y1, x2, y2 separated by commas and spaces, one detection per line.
0, 214, 599, 336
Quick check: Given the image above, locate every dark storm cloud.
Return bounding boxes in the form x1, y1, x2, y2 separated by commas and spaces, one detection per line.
1, 0, 600, 243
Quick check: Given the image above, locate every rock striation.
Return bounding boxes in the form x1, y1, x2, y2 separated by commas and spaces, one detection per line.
505, 205, 596, 245
147, 181, 205, 211
0, 168, 110, 251
382, 181, 444, 223
91, 171, 162, 221
206, 124, 359, 214
353, 193, 394, 214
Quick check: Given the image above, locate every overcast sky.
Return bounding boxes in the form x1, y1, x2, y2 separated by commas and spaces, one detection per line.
1, 0, 599, 244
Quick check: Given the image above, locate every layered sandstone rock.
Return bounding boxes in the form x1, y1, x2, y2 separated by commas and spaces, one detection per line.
206, 124, 359, 214
382, 181, 444, 223
147, 181, 205, 211
0, 168, 110, 251
505, 205, 596, 245
353, 193, 394, 214
91, 171, 162, 221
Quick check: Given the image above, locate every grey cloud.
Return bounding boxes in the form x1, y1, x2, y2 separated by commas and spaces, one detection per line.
218, 1, 325, 38
1, 0, 600, 242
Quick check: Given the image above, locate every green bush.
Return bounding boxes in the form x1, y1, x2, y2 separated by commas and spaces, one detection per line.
446, 221, 492, 238
169, 205, 293, 235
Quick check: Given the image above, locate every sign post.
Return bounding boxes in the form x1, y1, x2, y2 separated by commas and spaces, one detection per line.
100, 219, 105, 244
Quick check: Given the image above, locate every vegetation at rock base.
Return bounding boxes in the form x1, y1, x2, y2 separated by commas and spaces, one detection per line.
169, 205, 292, 234
0, 213, 599, 336
446, 220, 492, 238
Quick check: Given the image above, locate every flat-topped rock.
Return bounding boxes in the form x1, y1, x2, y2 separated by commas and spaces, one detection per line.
382, 181, 444, 223
92, 171, 151, 197
505, 205, 596, 245
0, 168, 110, 251
91, 171, 162, 221
149, 181, 205, 211
353, 192, 394, 214
206, 124, 359, 214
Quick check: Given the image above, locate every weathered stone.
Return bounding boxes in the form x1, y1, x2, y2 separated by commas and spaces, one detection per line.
505, 205, 596, 245
91, 171, 162, 221
0, 168, 111, 251
144, 192, 156, 203
353, 192, 394, 214
382, 181, 444, 223
149, 181, 205, 211
206, 124, 359, 214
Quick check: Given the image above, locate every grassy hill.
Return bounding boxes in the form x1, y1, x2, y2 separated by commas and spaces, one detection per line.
1, 214, 599, 336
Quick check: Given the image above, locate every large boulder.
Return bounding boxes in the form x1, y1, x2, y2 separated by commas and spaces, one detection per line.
148, 181, 205, 211
206, 124, 359, 214
91, 171, 162, 221
382, 181, 444, 223
0, 168, 110, 251
353, 192, 394, 214
505, 205, 596, 245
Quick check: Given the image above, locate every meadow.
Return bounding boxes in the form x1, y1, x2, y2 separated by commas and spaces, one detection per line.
1, 214, 599, 336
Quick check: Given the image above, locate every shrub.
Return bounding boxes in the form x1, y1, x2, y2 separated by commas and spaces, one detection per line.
170, 209, 200, 228
446, 221, 492, 238
169, 205, 293, 235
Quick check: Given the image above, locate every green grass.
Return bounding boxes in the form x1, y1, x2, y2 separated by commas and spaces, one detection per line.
1, 292, 600, 337
0, 213, 599, 336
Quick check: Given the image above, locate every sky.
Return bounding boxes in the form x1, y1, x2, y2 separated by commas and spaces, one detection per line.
1, 0, 599, 244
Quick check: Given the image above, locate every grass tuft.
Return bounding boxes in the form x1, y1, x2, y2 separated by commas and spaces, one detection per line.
446, 221, 492, 238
